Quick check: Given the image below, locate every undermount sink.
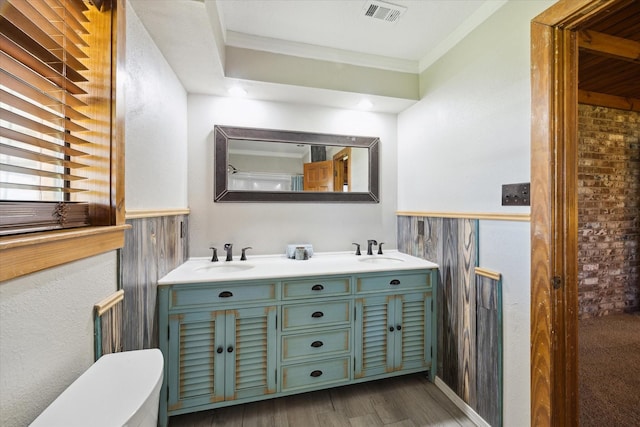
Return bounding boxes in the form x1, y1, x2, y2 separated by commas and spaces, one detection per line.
195, 263, 255, 273
359, 257, 405, 264
157, 250, 439, 285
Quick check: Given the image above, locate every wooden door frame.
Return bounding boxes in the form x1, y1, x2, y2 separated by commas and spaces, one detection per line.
530, 1, 625, 425
333, 147, 352, 192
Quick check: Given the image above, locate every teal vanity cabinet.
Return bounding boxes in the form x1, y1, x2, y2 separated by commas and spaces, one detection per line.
354, 271, 435, 381
157, 253, 438, 427
280, 276, 353, 392
158, 280, 278, 419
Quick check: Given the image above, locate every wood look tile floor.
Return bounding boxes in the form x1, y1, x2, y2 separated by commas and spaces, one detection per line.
169, 374, 475, 427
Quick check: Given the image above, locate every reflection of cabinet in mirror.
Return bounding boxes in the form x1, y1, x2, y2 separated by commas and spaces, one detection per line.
302, 147, 358, 193
332, 147, 350, 192
303, 160, 333, 192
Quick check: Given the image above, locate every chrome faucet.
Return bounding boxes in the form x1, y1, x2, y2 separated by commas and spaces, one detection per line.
224, 243, 233, 261
367, 239, 377, 255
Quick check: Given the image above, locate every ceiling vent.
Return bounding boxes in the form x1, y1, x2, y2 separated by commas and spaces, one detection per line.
361, 0, 407, 23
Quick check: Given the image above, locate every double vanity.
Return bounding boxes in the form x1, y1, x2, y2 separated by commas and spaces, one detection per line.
157, 250, 438, 426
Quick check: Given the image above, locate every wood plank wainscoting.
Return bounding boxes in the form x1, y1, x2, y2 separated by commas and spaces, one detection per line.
398, 215, 479, 399
93, 289, 125, 360
398, 212, 522, 426
119, 210, 189, 350
475, 268, 503, 427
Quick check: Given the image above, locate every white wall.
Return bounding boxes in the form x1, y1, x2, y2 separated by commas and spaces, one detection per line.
125, 2, 188, 211
397, 1, 555, 425
187, 95, 397, 257
0, 253, 118, 427
478, 219, 531, 423
0, 6, 189, 426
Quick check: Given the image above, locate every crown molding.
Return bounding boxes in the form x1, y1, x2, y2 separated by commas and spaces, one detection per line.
226, 30, 418, 74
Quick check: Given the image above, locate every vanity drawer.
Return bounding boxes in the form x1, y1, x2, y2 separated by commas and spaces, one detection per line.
281, 357, 350, 391
282, 329, 350, 362
282, 277, 350, 299
282, 300, 351, 331
170, 282, 277, 309
356, 272, 431, 293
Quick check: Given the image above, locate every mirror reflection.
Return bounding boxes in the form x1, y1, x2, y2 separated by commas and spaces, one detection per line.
214, 125, 379, 203
227, 140, 369, 193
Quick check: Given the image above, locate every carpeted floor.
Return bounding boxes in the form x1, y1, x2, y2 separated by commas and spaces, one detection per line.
579, 313, 640, 427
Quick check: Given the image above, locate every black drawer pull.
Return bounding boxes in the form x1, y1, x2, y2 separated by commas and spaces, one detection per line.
311, 284, 324, 291
310, 370, 323, 377
216, 346, 223, 354
311, 340, 324, 348
389, 326, 394, 332
311, 311, 324, 318
227, 345, 234, 353
389, 279, 401, 285
397, 325, 402, 331
218, 291, 233, 298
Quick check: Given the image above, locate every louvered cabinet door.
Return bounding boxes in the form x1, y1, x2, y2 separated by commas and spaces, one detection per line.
355, 293, 432, 378
226, 306, 278, 401
167, 310, 226, 411
354, 295, 395, 378
394, 292, 432, 372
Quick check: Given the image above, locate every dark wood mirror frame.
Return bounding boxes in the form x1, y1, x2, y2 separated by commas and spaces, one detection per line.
214, 125, 380, 203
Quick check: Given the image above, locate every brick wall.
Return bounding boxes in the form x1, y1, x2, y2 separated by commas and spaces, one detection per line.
578, 104, 640, 318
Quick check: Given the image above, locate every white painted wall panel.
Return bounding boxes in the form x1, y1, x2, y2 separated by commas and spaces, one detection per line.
398, 1, 554, 214
479, 220, 531, 427
187, 95, 398, 257
0, 253, 117, 427
125, 2, 188, 211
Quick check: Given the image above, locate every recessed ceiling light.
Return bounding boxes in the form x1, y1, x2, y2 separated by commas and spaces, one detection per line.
358, 99, 373, 110
228, 86, 247, 97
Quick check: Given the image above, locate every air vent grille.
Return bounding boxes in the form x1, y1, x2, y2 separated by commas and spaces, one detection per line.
362, 0, 407, 23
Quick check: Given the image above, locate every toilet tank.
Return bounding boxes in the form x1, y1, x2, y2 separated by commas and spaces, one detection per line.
30, 349, 164, 427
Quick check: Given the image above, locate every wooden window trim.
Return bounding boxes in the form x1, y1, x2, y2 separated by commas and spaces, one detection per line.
0, 225, 129, 281
0, 0, 127, 282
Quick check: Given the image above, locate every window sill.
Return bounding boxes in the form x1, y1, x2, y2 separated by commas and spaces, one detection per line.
0, 225, 131, 282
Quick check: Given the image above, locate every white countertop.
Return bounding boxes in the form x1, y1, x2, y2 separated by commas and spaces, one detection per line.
158, 250, 438, 285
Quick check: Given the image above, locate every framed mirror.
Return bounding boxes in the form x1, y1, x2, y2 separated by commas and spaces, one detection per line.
214, 125, 379, 202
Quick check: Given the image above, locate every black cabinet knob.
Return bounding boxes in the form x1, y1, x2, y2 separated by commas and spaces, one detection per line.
389, 326, 394, 332
216, 346, 223, 354
397, 325, 402, 331
310, 370, 323, 377
311, 311, 324, 318
227, 345, 234, 353
311, 341, 324, 348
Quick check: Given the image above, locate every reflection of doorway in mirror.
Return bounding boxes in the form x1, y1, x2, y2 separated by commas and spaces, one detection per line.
303, 160, 333, 191
332, 147, 351, 192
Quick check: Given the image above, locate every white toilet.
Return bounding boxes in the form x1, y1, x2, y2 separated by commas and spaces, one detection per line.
30, 349, 164, 427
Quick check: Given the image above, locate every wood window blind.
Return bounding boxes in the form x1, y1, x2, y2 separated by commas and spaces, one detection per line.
0, 0, 98, 235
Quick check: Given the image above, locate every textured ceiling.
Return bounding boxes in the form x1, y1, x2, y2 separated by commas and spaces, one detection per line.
217, 0, 492, 64
129, 0, 507, 112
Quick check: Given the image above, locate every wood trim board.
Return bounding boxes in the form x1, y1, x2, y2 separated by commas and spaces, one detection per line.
396, 211, 530, 222
125, 208, 191, 219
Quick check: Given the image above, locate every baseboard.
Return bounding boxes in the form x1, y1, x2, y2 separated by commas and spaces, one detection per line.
435, 377, 491, 427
